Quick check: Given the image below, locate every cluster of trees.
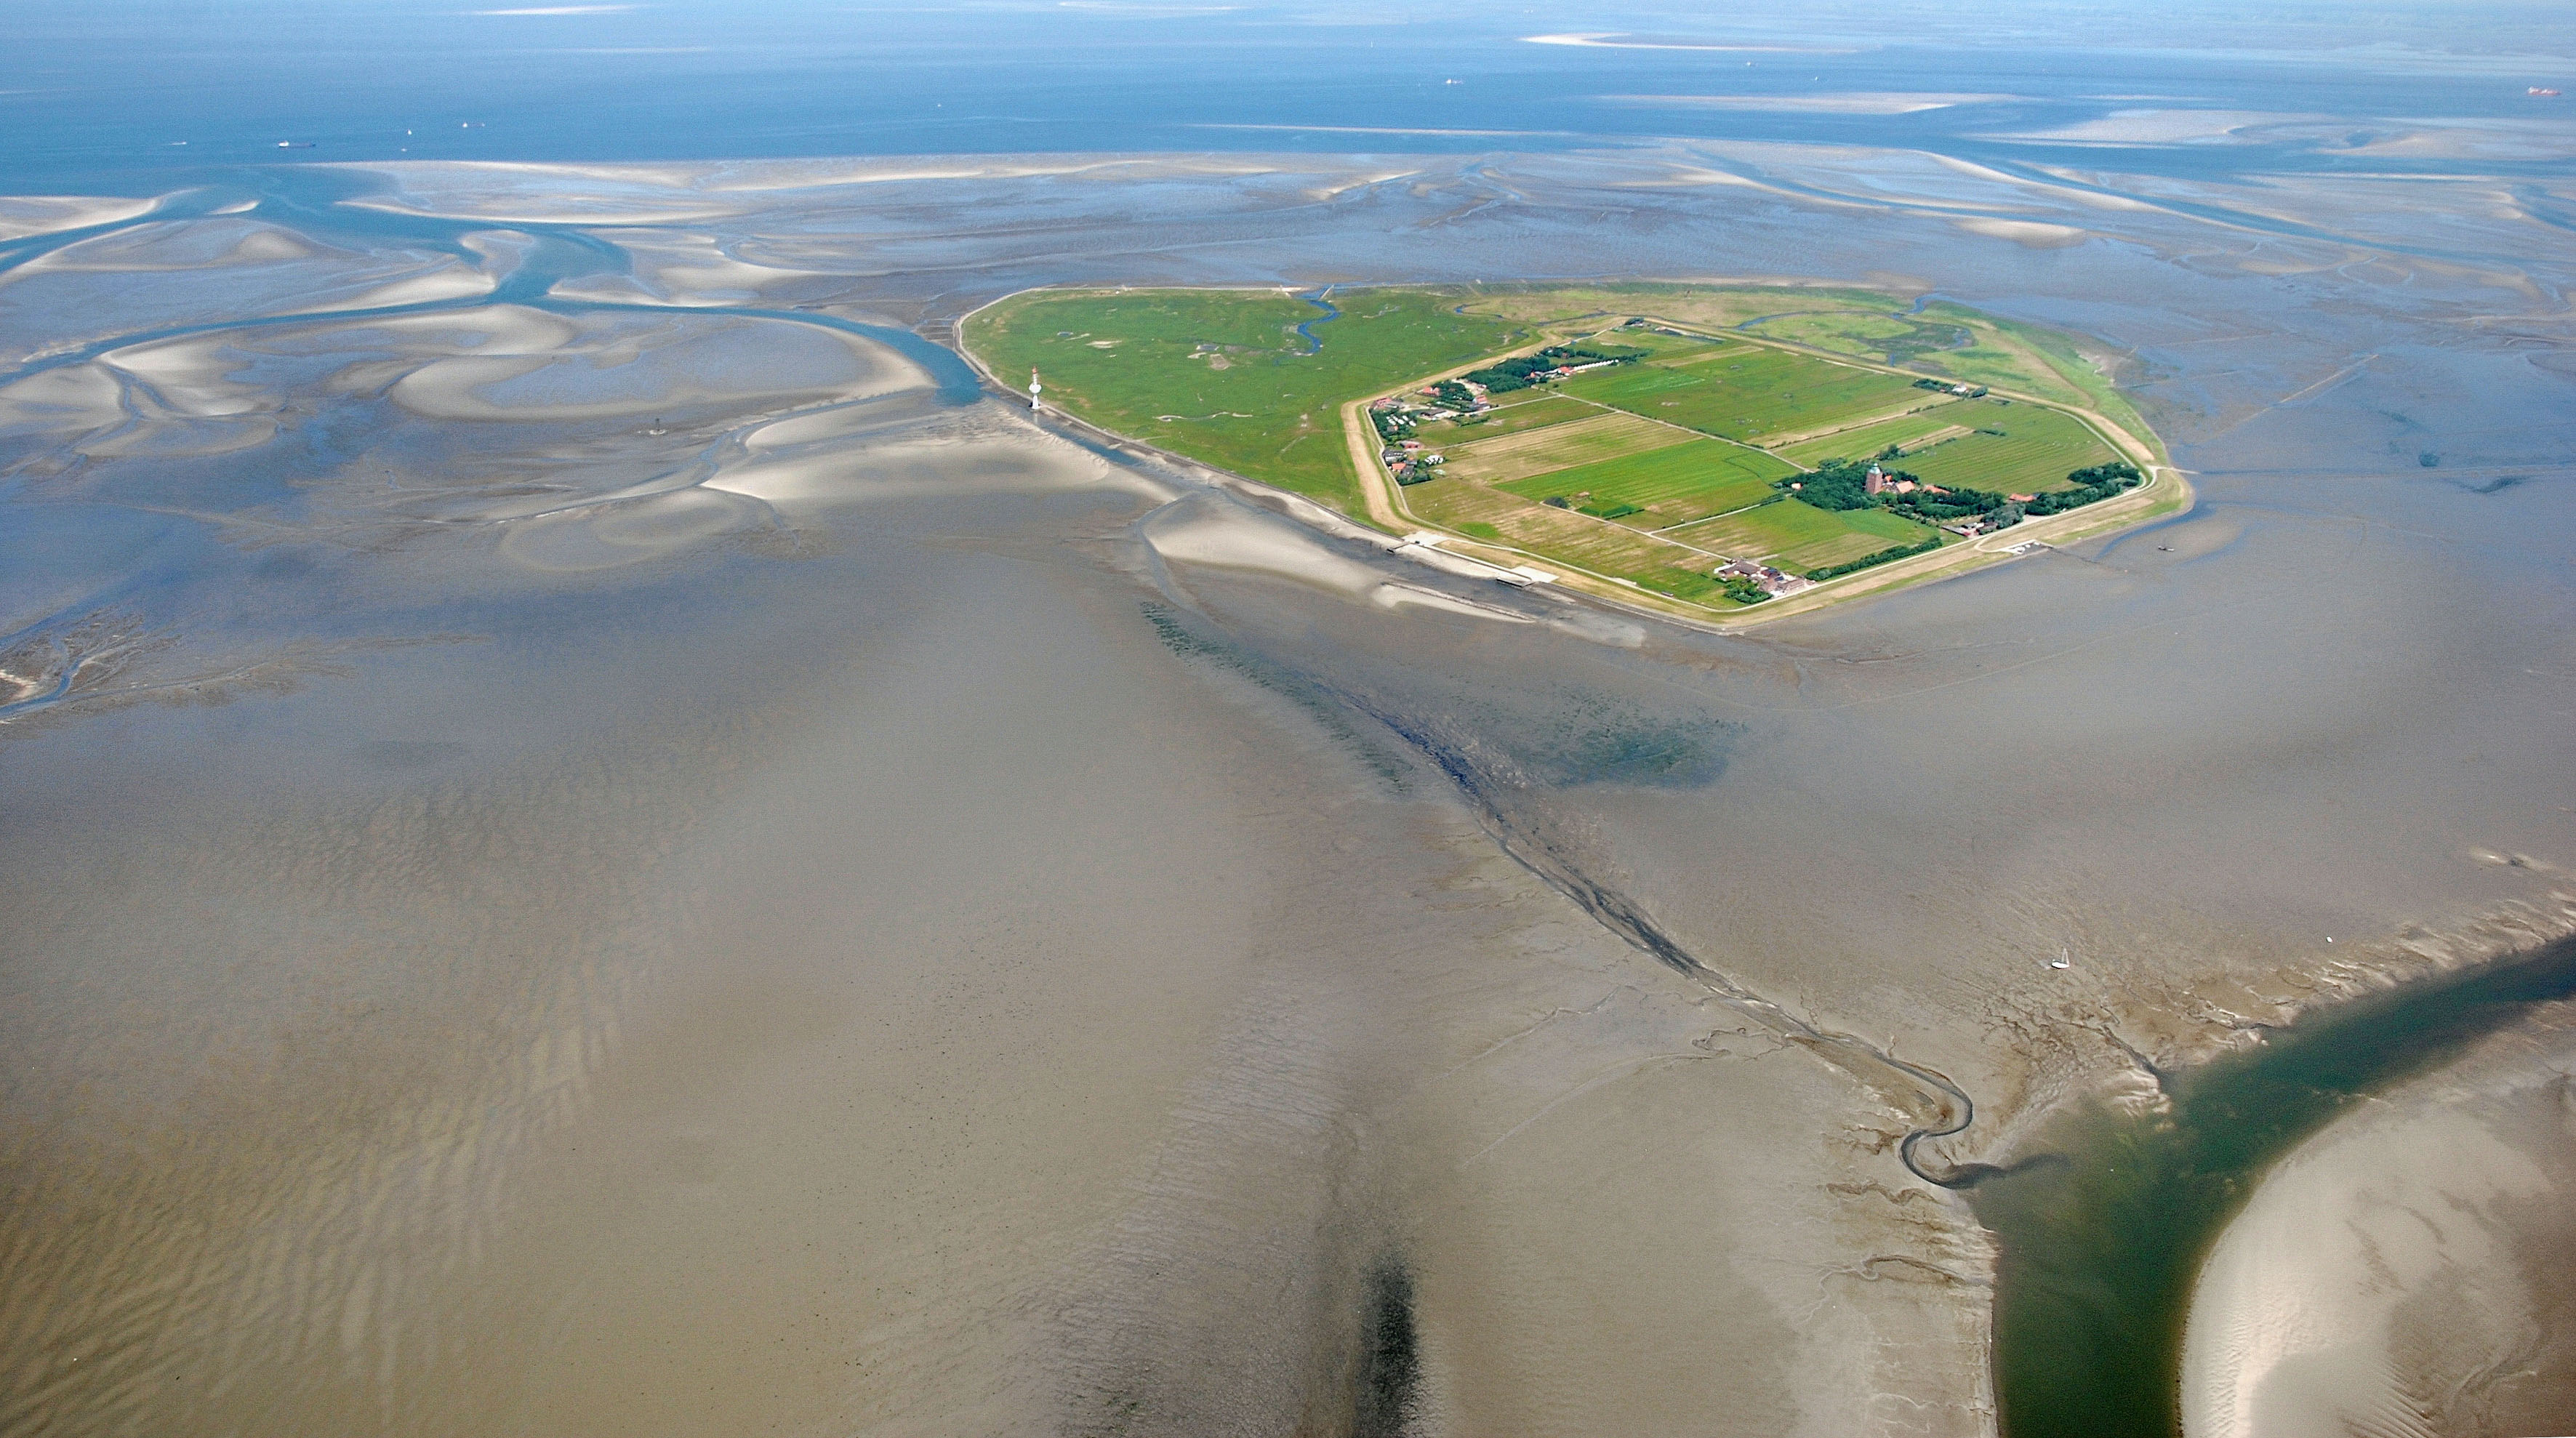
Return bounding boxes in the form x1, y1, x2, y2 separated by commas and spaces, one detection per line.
1885, 480, 2007, 525
1790, 458, 1881, 511
1774, 456, 2145, 582
1432, 379, 1477, 411
1464, 343, 1645, 394
1803, 532, 1943, 582
1717, 574, 1771, 605
2026, 462, 2144, 515
1371, 408, 1415, 443
1540, 494, 1642, 521
1783, 459, 2143, 532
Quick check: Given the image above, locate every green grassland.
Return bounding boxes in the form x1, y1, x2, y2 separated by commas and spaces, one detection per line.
1605, 329, 1735, 359
1773, 408, 1976, 468
1892, 403, 2122, 494
960, 283, 2162, 619
963, 288, 1528, 513
1461, 284, 2159, 459
1560, 344, 1936, 444
1493, 440, 1791, 527
1741, 310, 1975, 367
1775, 398, 2121, 494
1907, 304, 2159, 456
1459, 283, 1913, 336
1676, 498, 1939, 571
1438, 412, 1685, 484
1407, 477, 1757, 608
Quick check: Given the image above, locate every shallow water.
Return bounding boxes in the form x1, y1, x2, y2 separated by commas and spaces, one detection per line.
1970, 935, 2576, 1437
5, 15, 2576, 1434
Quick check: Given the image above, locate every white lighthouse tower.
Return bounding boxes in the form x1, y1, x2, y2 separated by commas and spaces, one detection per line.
1028, 368, 1043, 413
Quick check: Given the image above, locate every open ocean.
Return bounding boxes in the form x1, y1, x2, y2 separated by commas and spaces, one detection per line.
8, 0, 2573, 186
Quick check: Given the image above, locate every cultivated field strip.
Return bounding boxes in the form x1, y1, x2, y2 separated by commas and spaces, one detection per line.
1671, 499, 1929, 569
1437, 411, 1685, 483
1775, 406, 1987, 468
1749, 395, 1959, 449
1893, 405, 2119, 493
1409, 480, 1721, 581
1493, 441, 1789, 526
1562, 344, 1941, 446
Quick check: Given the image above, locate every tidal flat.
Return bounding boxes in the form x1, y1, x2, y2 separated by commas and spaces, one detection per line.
2, 125, 2574, 1438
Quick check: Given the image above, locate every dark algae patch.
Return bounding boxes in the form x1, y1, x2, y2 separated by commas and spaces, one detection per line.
1971, 934, 2576, 1437
1139, 603, 1413, 792
1520, 712, 1732, 788
1350, 1261, 1421, 1438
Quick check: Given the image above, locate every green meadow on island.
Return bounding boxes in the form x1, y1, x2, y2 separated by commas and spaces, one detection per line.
961, 284, 2176, 616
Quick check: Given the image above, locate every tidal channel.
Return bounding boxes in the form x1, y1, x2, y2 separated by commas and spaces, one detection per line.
1972, 934, 2576, 1437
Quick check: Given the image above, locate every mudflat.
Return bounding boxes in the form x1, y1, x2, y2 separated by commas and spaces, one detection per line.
3, 104, 2573, 1438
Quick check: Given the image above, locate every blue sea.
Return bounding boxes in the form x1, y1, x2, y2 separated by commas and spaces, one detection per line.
7, 0, 2571, 188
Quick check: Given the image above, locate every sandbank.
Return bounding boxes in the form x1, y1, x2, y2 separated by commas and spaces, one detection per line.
2182, 1019, 2576, 1437
0, 193, 156, 241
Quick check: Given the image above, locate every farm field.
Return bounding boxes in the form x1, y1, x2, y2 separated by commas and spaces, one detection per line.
1774, 408, 1982, 468
1675, 498, 1938, 571
1493, 440, 1793, 526
1406, 478, 1745, 605
1887, 403, 2122, 494
1560, 342, 1940, 445
1453, 283, 2162, 457
1608, 328, 1738, 359
1437, 411, 1688, 483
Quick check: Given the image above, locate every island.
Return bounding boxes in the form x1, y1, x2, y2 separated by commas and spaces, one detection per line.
958, 284, 2183, 623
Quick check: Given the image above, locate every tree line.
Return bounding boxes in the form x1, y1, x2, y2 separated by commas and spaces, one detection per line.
1781, 457, 2144, 580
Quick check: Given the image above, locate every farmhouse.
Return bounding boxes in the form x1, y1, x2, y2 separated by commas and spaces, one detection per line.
1717, 558, 1809, 597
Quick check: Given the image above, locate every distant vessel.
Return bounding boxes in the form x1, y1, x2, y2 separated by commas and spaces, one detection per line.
2532, 87, 2562, 97
276, 141, 314, 148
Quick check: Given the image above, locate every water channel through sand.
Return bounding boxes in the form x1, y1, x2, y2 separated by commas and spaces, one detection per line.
6, 129, 2576, 1434
1970, 935, 2576, 1436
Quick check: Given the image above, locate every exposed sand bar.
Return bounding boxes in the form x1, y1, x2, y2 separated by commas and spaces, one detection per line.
0, 193, 156, 240
2183, 1017, 2576, 1437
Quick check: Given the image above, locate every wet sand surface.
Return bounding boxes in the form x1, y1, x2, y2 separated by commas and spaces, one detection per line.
2, 132, 2574, 1435
2183, 1005, 2576, 1438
